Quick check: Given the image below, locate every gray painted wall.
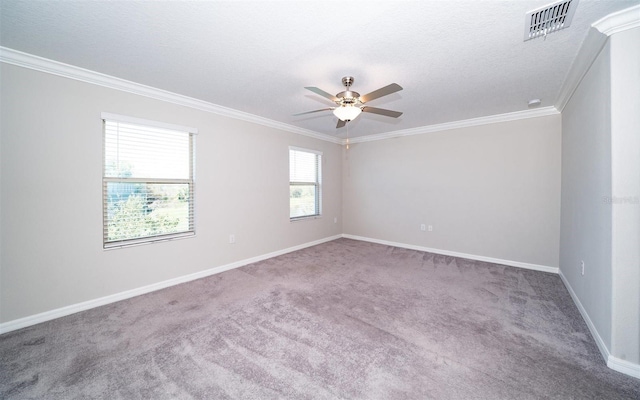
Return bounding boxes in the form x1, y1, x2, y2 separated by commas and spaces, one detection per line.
561, 26, 640, 365
610, 27, 640, 364
560, 39, 613, 351
342, 115, 562, 268
0, 64, 343, 323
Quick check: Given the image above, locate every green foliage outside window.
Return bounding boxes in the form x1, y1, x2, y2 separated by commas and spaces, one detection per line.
106, 184, 188, 242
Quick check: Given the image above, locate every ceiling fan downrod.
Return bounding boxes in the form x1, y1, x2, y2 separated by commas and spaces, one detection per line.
337, 76, 360, 104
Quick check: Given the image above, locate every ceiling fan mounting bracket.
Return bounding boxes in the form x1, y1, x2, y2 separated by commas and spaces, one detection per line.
341, 76, 355, 88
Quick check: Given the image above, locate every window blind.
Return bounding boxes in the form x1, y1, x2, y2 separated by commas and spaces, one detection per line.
289, 147, 322, 219
103, 117, 195, 248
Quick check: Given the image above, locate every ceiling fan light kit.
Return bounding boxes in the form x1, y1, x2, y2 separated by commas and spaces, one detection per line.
297, 76, 403, 129
333, 105, 362, 121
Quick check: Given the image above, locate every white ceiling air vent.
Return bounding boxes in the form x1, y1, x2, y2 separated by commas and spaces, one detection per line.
524, 0, 579, 41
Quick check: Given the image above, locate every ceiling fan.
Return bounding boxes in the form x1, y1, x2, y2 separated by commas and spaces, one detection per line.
294, 76, 403, 128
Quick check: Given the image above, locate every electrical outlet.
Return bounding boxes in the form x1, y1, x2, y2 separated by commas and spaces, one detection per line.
334, 217, 337, 224
428, 225, 433, 232
229, 234, 235, 244
420, 224, 426, 231
581, 260, 585, 276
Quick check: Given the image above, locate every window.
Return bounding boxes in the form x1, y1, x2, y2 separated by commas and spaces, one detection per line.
102, 113, 196, 248
289, 147, 322, 219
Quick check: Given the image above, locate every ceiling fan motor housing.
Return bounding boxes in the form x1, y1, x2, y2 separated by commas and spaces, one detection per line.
336, 91, 360, 104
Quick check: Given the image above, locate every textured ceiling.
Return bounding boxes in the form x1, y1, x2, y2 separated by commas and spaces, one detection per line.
1, 0, 638, 139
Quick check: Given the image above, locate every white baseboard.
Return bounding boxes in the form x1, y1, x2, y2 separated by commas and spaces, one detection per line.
344, 235, 640, 379
0, 235, 342, 335
342, 234, 558, 274
558, 270, 611, 361
558, 270, 640, 380
3, 233, 638, 380
608, 355, 640, 379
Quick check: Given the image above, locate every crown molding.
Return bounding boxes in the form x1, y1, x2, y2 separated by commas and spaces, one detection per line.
556, 5, 640, 112
0, 47, 560, 148
344, 106, 559, 144
0, 46, 342, 145
554, 28, 608, 112
593, 4, 640, 36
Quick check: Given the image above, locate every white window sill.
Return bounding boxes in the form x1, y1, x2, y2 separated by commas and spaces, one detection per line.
290, 215, 322, 222
104, 232, 196, 250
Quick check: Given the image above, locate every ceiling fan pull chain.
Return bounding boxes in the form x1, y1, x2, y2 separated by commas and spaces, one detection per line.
346, 123, 350, 150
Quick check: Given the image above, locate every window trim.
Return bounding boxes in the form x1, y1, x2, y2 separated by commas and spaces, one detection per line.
102, 112, 197, 249
101, 112, 199, 135
289, 146, 322, 221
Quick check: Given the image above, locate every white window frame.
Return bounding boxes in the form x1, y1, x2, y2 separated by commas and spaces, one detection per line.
289, 146, 322, 221
102, 112, 197, 249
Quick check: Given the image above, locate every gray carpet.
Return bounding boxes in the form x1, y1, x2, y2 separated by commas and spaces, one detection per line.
1, 238, 639, 399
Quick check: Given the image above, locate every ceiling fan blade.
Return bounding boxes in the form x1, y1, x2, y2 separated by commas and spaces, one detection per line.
359, 83, 403, 103
305, 87, 339, 102
293, 108, 333, 116
336, 119, 346, 129
362, 106, 403, 118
